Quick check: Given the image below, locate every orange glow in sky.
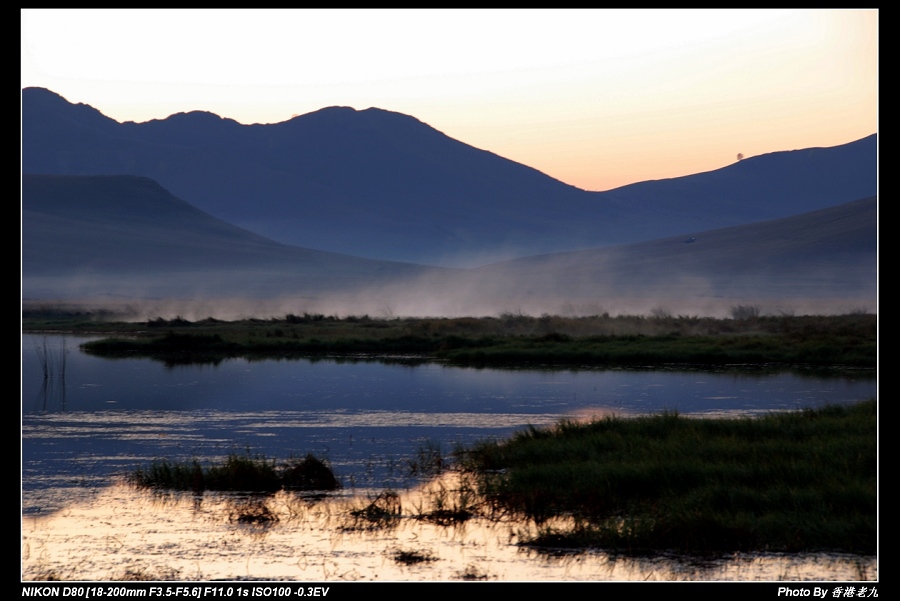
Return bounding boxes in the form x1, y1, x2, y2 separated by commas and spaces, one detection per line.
21, 9, 877, 192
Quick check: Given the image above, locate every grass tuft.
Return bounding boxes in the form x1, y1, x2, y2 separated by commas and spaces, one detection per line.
129, 453, 339, 493
283, 454, 340, 491
343, 491, 402, 531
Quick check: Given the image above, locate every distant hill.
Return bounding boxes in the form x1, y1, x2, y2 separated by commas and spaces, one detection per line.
22, 174, 876, 317
22, 87, 877, 266
430, 196, 877, 316
22, 174, 448, 301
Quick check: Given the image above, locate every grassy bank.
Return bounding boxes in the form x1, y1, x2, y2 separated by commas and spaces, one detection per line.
23, 312, 876, 368
460, 399, 877, 555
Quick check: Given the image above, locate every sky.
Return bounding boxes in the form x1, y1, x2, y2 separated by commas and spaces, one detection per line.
21, 9, 877, 192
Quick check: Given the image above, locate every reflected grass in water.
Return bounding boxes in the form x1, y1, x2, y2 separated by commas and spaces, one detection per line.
390, 548, 438, 566
412, 474, 480, 526
22, 482, 876, 581
343, 491, 402, 532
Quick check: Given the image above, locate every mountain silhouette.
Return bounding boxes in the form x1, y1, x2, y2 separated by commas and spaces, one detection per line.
22, 87, 876, 266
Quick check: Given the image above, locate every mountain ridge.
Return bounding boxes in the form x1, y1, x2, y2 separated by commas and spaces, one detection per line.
23, 87, 876, 266
22, 174, 448, 304
22, 174, 875, 316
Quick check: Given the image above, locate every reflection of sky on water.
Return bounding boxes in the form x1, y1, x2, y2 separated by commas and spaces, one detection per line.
22, 482, 877, 582
22, 335, 876, 512
23, 336, 875, 415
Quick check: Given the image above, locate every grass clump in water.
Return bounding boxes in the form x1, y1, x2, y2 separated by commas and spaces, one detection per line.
229, 497, 279, 525
462, 399, 876, 555
130, 453, 339, 493
413, 475, 479, 526
283, 454, 340, 491
343, 491, 403, 531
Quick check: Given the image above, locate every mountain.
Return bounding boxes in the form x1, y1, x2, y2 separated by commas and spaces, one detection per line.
431, 196, 877, 316
21, 87, 877, 266
22, 174, 449, 301
22, 174, 876, 317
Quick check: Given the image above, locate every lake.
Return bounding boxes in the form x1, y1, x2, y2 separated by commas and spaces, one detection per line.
21, 334, 877, 581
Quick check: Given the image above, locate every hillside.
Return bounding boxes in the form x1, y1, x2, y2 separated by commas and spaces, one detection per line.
22, 174, 876, 317
22, 87, 877, 266
22, 174, 448, 301
438, 196, 877, 315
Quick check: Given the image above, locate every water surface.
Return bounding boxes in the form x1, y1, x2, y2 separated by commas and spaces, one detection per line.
23, 334, 875, 504
21, 334, 876, 581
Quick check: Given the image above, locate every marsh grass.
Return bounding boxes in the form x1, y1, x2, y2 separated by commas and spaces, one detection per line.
412, 475, 480, 526
129, 453, 339, 494
59, 313, 875, 367
461, 400, 876, 555
229, 497, 279, 525
283, 454, 340, 491
342, 491, 403, 531
407, 440, 448, 477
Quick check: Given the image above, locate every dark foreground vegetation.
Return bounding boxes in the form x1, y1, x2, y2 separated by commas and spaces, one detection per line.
23, 310, 876, 368
460, 399, 877, 555
130, 453, 339, 493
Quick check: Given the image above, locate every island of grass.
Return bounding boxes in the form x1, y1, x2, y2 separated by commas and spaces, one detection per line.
24, 310, 876, 368
460, 399, 876, 555
130, 453, 340, 493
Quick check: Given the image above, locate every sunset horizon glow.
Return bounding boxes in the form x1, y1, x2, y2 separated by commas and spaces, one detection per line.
21, 9, 877, 192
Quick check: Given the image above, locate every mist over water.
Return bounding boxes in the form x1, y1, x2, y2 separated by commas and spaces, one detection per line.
22, 291, 876, 322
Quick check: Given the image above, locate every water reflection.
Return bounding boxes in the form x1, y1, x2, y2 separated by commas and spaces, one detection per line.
23, 334, 877, 512
23, 335, 875, 416
21, 334, 877, 581
22, 481, 876, 581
